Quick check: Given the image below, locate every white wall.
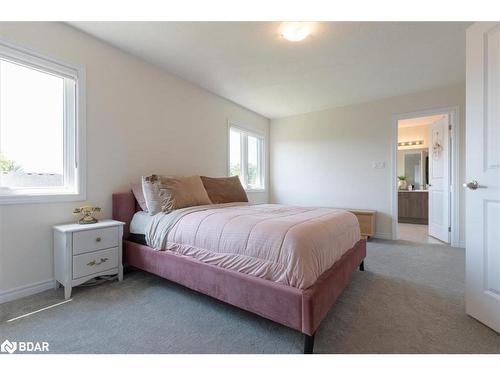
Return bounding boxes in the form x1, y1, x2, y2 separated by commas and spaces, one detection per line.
0, 22, 269, 301
270, 83, 465, 241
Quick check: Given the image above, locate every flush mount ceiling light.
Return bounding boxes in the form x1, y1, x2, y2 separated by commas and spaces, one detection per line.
280, 22, 315, 42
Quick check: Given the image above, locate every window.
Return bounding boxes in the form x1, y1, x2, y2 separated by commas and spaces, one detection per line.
229, 124, 265, 191
0, 41, 85, 204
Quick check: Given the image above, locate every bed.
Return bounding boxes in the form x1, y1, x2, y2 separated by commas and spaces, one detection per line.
113, 191, 366, 353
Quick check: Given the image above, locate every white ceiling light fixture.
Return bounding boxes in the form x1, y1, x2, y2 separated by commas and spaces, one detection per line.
280, 22, 315, 42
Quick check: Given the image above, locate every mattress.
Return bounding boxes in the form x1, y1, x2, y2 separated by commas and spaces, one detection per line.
128, 211, 153, 245
145, 203, 360, 289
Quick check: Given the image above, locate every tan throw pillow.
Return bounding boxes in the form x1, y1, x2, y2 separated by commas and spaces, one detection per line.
158, 175, 212, 212
142, 175, 212, 214
200, 176, 248, 204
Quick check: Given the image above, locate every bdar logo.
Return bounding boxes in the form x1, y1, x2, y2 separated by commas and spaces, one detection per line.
1, 340, 17, 354
0, 339, 49, 353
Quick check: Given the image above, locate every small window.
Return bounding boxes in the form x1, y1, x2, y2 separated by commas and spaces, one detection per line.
0, 41, 85, 204
229, 124, 265, 191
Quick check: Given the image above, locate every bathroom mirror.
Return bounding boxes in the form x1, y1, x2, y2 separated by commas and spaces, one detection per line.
397, 148, 429, 190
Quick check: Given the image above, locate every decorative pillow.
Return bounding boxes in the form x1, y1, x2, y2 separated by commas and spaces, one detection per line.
200, 176, 248, 204
142, 175, 213, 214
159, 175, 212, 212
142, 175, 163, 215
131, 182, 148, 212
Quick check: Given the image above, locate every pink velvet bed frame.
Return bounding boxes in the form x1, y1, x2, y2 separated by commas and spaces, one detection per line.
112, 191, 366, 353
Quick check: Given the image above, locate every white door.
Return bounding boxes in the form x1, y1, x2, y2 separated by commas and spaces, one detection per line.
465, 22, 500, 333
428, 115, 450, 243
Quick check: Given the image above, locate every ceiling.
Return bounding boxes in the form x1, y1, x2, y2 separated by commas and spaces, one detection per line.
69, 22, 469, 119
398, 114, 445, 128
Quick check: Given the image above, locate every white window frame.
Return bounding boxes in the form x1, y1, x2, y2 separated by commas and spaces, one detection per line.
227, 121, 266, 192
0, 39, 86, 205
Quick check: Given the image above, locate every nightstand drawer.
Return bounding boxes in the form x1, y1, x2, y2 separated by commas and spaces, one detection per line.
73, 226, 119, 255
73, 247, 119, 279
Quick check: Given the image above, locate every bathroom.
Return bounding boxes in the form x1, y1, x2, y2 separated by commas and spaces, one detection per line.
396, 114, 449, 244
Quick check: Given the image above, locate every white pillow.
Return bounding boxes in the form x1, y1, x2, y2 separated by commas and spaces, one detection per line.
141, 175, 163, 215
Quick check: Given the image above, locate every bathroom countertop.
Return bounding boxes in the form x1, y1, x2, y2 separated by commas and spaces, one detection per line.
398, 189, 428, 192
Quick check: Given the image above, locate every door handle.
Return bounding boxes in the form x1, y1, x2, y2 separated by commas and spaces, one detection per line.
463, 180, 481, 190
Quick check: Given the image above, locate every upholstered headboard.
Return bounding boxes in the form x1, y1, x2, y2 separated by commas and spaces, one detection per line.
112, 191, 140, 238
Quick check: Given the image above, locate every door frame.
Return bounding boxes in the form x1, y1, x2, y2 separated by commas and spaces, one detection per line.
391, 106, 461, 247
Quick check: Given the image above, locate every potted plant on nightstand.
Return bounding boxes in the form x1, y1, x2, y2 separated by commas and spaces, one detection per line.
398, 176, 408, 190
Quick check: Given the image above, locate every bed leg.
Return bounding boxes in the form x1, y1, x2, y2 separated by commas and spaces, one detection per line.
303, 333, 315, 354
359, 260, 365, 271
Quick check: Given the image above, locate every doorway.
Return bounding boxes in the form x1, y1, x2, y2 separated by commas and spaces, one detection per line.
391, 107, 460, 246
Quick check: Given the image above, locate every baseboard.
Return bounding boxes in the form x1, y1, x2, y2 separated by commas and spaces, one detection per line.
372, 232, 393, 240
0, 279, 56, 304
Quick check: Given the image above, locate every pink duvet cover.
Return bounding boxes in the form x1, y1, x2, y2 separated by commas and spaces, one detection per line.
146, 204, 360, 289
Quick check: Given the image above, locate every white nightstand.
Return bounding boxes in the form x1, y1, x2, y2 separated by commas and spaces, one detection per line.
53, 220, 125, 299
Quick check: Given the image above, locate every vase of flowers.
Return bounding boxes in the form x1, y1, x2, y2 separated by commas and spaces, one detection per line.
398, 176, 408, 190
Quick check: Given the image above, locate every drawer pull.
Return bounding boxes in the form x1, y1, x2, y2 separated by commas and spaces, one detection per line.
87, 257, 108, 267
95, 237, 102, 242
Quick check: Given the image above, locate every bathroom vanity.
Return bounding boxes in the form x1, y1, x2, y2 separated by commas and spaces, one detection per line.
398, 190, 428, 225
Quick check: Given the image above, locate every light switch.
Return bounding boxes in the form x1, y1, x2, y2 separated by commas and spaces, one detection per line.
372, 161, 385, 169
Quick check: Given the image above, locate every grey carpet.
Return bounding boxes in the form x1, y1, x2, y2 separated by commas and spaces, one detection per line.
1, 239, 499, 353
